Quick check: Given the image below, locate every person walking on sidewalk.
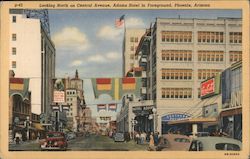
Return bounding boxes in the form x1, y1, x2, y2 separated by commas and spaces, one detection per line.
148, 132, 155, 151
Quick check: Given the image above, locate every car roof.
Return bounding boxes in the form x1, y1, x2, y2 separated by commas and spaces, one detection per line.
193, 137, 242, 150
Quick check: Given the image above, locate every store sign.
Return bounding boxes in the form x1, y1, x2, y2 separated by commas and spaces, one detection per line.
132, 105, 154, 112
53, 78, 66, 103
53, 91, 65, 103
230, 90, 242, 108
201, 78, 215, 97
200, 75, 221, 99
162, 113, 190, 122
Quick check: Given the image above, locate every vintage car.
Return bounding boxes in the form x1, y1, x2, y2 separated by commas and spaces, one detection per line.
156, 134, 192, 151
189, 136, 242, 151
113, 132, 125, 142
66, 132, 76, 140
40, 132, 68, 151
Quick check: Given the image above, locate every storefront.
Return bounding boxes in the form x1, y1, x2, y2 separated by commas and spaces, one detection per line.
220, 62, 242, 141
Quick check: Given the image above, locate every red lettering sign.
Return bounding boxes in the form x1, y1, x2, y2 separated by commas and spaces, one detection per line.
201, 78, 215, 97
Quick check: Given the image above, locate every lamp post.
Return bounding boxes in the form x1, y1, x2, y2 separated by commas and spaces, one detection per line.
131, 119, 137, 139
24, 116, 32, 140
152, 108, 157, 132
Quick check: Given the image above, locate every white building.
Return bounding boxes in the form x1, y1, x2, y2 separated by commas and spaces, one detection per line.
148, 18, 242, 134
96, 109, 117, 132
122, 28, 145, 76
9, 14, 55, 124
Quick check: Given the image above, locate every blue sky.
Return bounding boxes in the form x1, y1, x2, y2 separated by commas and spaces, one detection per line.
48, 9, 241, 116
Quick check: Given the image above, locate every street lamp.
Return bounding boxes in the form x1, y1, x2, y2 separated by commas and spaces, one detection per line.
131, 119, 137, 139
152, 108, 157, 132
24, 116, 32, 140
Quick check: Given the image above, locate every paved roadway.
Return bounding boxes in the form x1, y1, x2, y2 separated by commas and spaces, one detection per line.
9, 134, 148, 151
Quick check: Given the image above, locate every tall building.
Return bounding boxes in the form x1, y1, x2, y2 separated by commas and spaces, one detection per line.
9, 13, 55, 125
147, 18, 242, 134
65, 70, 86, 132
122, 28, 145, 76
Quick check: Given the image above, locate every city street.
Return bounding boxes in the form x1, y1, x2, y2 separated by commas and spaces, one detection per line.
9, 135, 148, 151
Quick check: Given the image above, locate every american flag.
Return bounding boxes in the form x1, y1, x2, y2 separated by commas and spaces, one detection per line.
115, 15, 125, 28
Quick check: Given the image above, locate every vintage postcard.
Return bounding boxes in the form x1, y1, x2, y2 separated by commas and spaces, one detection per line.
0, 0, 249, 159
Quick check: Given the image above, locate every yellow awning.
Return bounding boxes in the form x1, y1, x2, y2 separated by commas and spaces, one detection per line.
33, 123, 45, 131
168, 117, 217, 125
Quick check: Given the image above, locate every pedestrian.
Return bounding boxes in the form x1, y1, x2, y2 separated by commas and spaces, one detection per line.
135, 132, 140, 144
148, 132, 155, 151
154, 132, 159, 146
141, 132, 146, 144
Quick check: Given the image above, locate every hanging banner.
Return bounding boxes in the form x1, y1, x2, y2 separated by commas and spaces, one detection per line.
97, 104, 107, 112
108, 103, 117, 111
91, 77, 142, 100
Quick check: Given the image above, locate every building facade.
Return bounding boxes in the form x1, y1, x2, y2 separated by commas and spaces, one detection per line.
122, 28, 145, 76
65, 70, 86, 132
147, 18, 242, 134
220, 61, 242, 140
9, 13, 56, 125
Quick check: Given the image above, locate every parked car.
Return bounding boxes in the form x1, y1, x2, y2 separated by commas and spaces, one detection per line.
156, 134, 192, 151
184, 132, 210, 137
189, 136, 242, 151
66, 132, 76, 140
113, 132, 125, 142
40, 132, 68, 151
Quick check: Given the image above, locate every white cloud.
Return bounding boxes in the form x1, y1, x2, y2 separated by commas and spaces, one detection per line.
126, 17, 145, 28
106, 52, 121, 60
97, 25, 123, 40
86, 51, 121, 64
87, 54, 107, 63
70, 60, 83, 67
52, 27, 90, 52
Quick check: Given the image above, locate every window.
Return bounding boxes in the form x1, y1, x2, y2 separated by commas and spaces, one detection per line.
198, 31, 224, 44
130, 46, 134, 51
12, 61, 16, 68
130, 37, 134, 42
135, 37, 138, 42
161, 31, 192, 43
162, 50, 192, 62
198, 69, 221, 80
229, 51, 242, 63
12, 34, 16, 41
12, 47, 16, 55
162, 69, 193, 80
198, 51, 224, 62
229, 32, 242, 44
162, 88, 192, 99
215, 143, 240, 151
12, 16, 16, 23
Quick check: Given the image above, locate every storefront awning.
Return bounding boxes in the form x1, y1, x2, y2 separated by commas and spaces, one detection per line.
220, 107, 242, 117
33, 123, 45, 131
168, 117, 217, 125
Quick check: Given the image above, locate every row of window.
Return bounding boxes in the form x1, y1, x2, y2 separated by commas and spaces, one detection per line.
230, 51, 242, 62
162, 50, 192, 61
198, 31, 224, 43
162, 88, 192, 99
160, 31, 242, 44
198, 51, 224, 62
161, 31, 192, 43
161, 69, 221, 80
229, 32, 242, 44
198, 69, 221, 80
161, 50, 242, 62
130, 45, 138, 51
66, 91, 76, 95
100, 117, 111, 121
130, 37, 139, 43
162, 69, 192, 80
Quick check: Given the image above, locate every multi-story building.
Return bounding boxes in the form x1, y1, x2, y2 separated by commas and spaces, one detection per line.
81, 107, 92, 132
122, 28, 145, 76
9, 13, 56, 125
146, 18, 242, 134
65, 70, 86, 132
